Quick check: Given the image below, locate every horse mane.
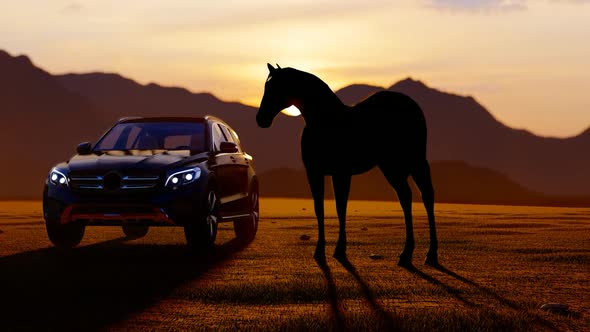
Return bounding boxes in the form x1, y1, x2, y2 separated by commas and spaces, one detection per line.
283, 68, 344, 108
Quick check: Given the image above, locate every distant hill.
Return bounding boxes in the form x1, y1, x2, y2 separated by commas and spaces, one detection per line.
259, 161, 590, 207
258, 161, 584, 206
0, 50, 103, 198
335, 79, 590, 196
1, 49, 589, 206
0, 50, 303, 199
57, 72, 590, 197
55, 72, 303, 176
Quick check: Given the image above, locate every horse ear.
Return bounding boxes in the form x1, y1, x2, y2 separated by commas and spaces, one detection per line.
276, 63, 281, 69
267, 63, 275, 73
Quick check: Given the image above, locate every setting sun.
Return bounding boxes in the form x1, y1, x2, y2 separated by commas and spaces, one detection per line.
281, 105, 301, 117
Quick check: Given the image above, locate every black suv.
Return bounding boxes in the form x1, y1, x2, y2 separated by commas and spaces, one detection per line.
43, 116, 259, 249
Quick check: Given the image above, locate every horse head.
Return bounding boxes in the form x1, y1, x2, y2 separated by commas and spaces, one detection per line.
256, 63, 299, 128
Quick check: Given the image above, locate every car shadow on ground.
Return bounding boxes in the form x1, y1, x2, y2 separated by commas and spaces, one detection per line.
0, 237, 248, 331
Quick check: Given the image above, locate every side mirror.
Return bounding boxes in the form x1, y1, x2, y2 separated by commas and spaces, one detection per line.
76, 142, 92, 155
219, 141, 238, 153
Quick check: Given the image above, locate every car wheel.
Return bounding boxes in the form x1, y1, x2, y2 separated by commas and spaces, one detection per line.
184, 186, 219, 250
122, 225, 149, 239
234, 184, 259, 243
44, 199, 85, 248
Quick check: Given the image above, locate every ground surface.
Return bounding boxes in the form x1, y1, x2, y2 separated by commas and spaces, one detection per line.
0, 199, 588, 331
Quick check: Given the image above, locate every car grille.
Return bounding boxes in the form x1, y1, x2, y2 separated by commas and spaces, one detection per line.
70, 173, 160, 191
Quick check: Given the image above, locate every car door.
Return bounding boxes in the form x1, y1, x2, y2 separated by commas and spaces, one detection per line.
220, 124, 249, 202
209, 122, 244, 207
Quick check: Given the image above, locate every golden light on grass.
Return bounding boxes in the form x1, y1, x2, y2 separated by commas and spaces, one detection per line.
281, 105, 301, 117
0, 199, 588, 330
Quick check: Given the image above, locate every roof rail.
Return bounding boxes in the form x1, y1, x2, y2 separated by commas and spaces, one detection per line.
117, 116, 143, 123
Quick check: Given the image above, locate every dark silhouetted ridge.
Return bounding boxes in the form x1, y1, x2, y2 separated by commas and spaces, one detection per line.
0, 50, 102, 198
389, 77, 427, 90
1, 49, 589, 202
258, 161, 589, 206
338, 77, 590, 195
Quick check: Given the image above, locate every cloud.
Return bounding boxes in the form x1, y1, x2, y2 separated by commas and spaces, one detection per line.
552, 0, 590, 3
425, 0, 527, 12
61, 3, 82, 13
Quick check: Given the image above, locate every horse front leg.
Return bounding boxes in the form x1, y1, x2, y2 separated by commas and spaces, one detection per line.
307, 171, 325, 260
332, 174, 351, 260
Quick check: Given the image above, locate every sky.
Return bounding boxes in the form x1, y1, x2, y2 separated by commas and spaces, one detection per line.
1, 0, 589, 137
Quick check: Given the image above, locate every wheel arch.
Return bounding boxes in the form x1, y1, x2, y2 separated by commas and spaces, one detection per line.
249, 175, 259, 194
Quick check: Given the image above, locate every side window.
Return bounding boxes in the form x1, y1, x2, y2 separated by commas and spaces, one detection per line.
220, 125, 233, 143
229, 128, 244, 152
211, 123, 226, 151
221, 125, 243, 153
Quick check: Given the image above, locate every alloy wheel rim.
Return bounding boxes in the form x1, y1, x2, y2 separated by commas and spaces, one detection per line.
251, 191, 259, 228
207, 190, 217, 238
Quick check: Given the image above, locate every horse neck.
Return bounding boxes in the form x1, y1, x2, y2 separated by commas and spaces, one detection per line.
296, 82, 347, 129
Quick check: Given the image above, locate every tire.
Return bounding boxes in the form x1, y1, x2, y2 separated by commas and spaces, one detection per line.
234, 184, 259, 243
44, 199, 85, 248
122, 225, 149, 239
184, 185, 219, 250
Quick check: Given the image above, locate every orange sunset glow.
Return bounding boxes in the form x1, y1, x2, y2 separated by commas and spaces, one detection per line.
1, 0, 589, 137
1, 1, 590, 331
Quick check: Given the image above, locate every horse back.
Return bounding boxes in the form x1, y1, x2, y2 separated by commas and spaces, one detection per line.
354, 91, 425, 127
301, 91, 428, 175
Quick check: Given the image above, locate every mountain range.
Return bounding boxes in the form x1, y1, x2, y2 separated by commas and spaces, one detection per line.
0, 49, 588, 204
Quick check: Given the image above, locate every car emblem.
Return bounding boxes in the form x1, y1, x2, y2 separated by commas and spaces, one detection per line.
103, 172, 122, 191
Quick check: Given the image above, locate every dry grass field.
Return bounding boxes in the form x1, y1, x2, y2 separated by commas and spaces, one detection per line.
0, 199, 588, 331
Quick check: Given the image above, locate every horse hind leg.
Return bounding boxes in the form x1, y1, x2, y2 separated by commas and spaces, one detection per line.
411, 160, 439, 266
307, 171, 326, 261
332, 174, 351, 260
380, 165, 415, 267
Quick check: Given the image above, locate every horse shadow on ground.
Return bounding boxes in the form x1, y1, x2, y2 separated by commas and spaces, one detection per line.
404, 263, 558, 331
316, 257, 557, 331
0, 237, 248, 331
315, 256, 405, 331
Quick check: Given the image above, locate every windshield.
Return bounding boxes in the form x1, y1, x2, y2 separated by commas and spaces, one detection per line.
94, 122, 206, 152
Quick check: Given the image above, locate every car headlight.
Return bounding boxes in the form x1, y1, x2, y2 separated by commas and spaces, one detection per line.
165, 167, 201, 188
49, 168, 69, 187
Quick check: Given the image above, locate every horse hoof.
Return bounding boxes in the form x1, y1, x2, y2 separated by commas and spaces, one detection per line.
398, 251, 413, 267
314, 248, 326, 261
397, 258, 413, 268
425, 255, 439, 267
333, 250, 347, 261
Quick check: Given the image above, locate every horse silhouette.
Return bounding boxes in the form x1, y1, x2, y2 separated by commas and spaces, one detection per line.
256, 64, 438, 267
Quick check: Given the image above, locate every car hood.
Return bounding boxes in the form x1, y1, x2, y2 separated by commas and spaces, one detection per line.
67, 150, 206, 173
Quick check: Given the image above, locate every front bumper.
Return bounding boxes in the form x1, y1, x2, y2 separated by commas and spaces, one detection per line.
59, 204, 174, 226
44, 181, 207, 226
